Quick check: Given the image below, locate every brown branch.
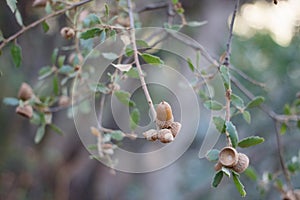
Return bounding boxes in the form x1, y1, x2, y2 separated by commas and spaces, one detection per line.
223, 0, 239, 67
274, 121, 293, 191
0, 0, 93, 50
222, 0, 239, 146
127, 0, 156, 120
137, 2, 168, 13
167, 31, 219, 67
229, 65, 266, 88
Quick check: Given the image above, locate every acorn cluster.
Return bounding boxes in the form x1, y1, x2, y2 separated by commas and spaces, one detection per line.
143, 101, 181, 143
214, 147, 249, 173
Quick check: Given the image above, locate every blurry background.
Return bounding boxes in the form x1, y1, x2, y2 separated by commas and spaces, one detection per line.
1, 0, 300, 199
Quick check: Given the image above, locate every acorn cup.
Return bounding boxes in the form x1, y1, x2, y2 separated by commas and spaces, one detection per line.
16, 105, 33, 118
155, 101, 174, 129
18, 83, 34, 101
157, 129, 174, 143
218, 147, 239, 167
232, 153, 249, 173
169, 121, 182, 137
143, 129, 158, 141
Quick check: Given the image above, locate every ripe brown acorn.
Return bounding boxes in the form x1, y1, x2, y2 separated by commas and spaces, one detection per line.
156, 101, 174, 129
232, 153, 249, 173
60, 27, 75, 39
18, 83, 34, 101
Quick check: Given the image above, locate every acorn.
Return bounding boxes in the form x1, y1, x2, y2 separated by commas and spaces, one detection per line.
18, 83, 34, 101
60, 27, 75, 39
169, 121, 182, 137
282, 189, 300, 200
158, 129, 174, 143
16, 105, 33, 118
143, 129, 158, 141
218, 147, 239, 167
232, 153, 249, 173
156, 101, 174, 129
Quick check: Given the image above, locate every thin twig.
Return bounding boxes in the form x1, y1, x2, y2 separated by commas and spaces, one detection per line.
0, 0, 93, 50
167, 31, 219, 67
137, 2, 168, 13
229, 65, 266, 88
127, 0, 156, 120
98, 94, 106, 129
222, 0, 239, 146
223, 0, 239, 67
274, 121, 294, 191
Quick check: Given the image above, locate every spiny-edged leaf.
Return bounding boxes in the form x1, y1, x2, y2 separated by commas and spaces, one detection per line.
110, 130, 124, 141
206, 149, 220, 161
213, 116, 226, 133
280, 123, 287, 135
204, 100, 223, 111
10, 43, 22, 67
102, 52, 119, 60
15, 10, 23, 26
221, 167, 231, 177
45, 1, 52, 14
49, 123, 63, 135
231, 94, 244, 108
130, 108, 140, 130
3, 97, 19, 106
104, 3, 109, 17
80, 28, 102, 40
232, 171, 247, 197
57, 55, 65, 67
89, 83, 109, 93
238, 136, 264, 148
136, 40, 149, 48
186, 21, 207, 27
126, 67, 140, 79
38, 66, 53, 80
114, 90, 135, 107
226, 121, 239, 148
52, 75, 59, 95
35, 125, 46, 144
246, 96, 265, 108
141, 53, 164, 66
58, 65, 73, 74
42, 21, 49, 33
283, 104, 292, 115
111, 63, 132, 72
187, 58, 195, 72
83, 13, 101, 27
220, 65, 230, 89
51, 48, 58, 64
242, 111, 251, 124
244, 166, 258, 181
6, 0, 17, 12
212, 171, 223, 188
